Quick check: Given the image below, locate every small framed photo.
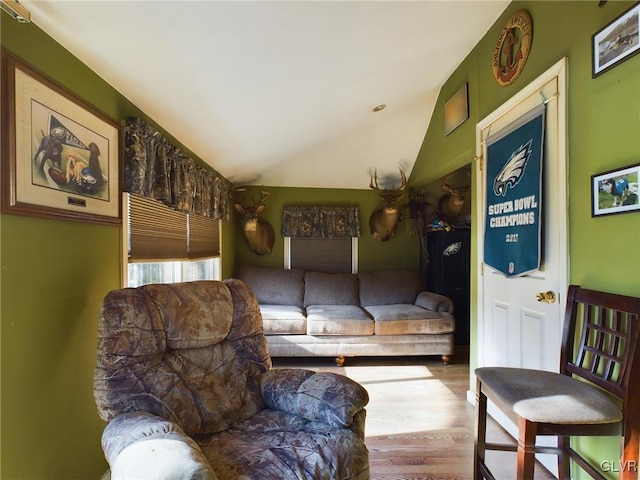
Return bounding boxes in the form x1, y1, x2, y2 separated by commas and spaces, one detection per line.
444, 83, 469, 136
591, 163, 640, 217
1, 49, 120, 225
592, 2, 640, 78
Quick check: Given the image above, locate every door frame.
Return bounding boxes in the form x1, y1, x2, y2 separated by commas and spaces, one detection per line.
474, 57, 569, 372
471, 57, 569, 473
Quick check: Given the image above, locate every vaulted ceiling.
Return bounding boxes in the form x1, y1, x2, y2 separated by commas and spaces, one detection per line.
21, 0, 509, 189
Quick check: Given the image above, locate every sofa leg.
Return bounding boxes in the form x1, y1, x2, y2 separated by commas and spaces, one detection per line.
442, 354, 453, 365
335, 356, 345, 367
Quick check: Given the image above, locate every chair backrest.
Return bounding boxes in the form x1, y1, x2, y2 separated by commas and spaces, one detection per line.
561, 285, 640, 403
94, 279, 271, 436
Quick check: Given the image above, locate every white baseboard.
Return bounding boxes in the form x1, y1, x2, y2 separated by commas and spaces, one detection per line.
466, 389, 475, 405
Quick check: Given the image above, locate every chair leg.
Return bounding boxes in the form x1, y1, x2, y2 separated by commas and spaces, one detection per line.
516, 417, 537, 480
474, 380, 488, 480
557, 435, 571, 480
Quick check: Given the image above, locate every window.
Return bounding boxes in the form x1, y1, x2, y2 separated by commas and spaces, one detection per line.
280, 205, 360, 274
284, 237, 358, 273
123, 193, 221, 287
127, 259, 220, 288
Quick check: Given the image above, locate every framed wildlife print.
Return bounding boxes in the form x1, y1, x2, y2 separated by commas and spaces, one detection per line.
592, 2, 640, 77
1, 49, 120, 225
591, 163, 640, 217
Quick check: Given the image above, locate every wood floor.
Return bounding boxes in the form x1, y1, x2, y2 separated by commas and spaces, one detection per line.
272, 354, 556, 480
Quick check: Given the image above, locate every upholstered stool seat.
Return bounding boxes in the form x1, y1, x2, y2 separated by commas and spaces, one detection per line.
475, 367, 622, 425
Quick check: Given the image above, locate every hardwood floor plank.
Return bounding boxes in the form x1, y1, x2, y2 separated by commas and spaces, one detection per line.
273, 356, 556, 480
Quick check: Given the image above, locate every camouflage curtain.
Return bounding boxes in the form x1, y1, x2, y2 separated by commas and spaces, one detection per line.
122, 117, 229, 219
282, 206, 360, 238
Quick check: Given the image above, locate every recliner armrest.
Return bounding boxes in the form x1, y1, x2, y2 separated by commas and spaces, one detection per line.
103, 411, 216, 480
261, 369, 369, 429
415, 291, 454, 313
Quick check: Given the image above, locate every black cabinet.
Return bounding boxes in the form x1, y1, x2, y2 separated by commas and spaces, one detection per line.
422, 230, 471, 346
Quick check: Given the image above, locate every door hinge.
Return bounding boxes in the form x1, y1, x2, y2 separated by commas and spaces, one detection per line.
474, 155, 483, 172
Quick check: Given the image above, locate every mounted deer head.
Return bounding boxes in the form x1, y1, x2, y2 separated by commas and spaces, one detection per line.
436, 173, 471, 225
369, 167, 407, 241
230, 185, 276, 255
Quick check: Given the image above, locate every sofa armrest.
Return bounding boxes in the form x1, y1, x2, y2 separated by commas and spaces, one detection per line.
103, 411, 216, 480
415, 291, 455, 313
261, 369, 369, 429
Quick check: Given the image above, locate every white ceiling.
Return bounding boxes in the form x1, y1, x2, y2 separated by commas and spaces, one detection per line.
22, 0, 509, 189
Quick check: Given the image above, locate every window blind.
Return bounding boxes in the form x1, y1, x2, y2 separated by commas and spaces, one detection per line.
188, 213, 220, 259
290, 237, 353, 273
128, 194, 220, 262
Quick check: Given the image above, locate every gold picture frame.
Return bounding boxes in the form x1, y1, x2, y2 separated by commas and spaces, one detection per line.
1, 49, 121, 225
444, 83, 469, 136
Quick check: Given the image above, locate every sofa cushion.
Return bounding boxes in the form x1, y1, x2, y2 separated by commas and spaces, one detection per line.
259, 305, 307, 335
304, 271, 359, 307
306, 306, 374, 335
364, 305, 455, 335
238, 266, 305, 307
358, 270, 424, 307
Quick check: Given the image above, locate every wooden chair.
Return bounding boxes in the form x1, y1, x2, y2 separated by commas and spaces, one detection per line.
474, 285, 640, 480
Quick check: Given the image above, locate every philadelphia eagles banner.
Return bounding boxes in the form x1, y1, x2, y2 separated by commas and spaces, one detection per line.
484, 103, 545, 277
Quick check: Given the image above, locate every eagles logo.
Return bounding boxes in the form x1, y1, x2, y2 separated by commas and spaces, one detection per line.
493, 139, 532, 196
50, 126, 66, 139
443, 242, 462, 257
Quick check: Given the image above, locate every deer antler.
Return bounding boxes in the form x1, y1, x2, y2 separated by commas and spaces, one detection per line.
370, 167, 407, 191
370, 170, 381, 191
256, 187, 270, 207
229, 183, 270, 207
441, 171, 471, 193
396, 167, 407, 190
229, 182, 247, 201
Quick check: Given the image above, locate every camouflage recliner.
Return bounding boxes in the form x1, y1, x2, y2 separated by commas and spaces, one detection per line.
94, 279, 369, 480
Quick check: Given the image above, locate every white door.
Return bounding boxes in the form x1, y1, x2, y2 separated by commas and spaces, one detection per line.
475, 58, 568, 473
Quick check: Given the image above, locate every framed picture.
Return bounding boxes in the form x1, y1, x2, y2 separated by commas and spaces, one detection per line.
592, 2, 640, 78
444, 83, 469, 136
591, 163, 640, 217
1, 50, 120, 225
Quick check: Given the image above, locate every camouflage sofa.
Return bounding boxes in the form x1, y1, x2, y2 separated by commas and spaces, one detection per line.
94, 279, 369, 480
238, 266, 456, 365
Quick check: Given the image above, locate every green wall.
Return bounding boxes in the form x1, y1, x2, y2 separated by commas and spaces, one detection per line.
0, 14, 236, 479
2, 1, 639, 478
412, 0, 640, 295
410, 1, 640, 478
231, 186, 420, 274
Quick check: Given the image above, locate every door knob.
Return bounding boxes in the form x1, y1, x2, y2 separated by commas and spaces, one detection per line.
536, 291, 556, 303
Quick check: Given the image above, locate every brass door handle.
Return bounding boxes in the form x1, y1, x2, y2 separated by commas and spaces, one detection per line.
536, 291, 556, 303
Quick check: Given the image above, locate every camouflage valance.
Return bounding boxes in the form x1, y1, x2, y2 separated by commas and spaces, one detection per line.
122, 117, 229, 219
282, 206, 360, 238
